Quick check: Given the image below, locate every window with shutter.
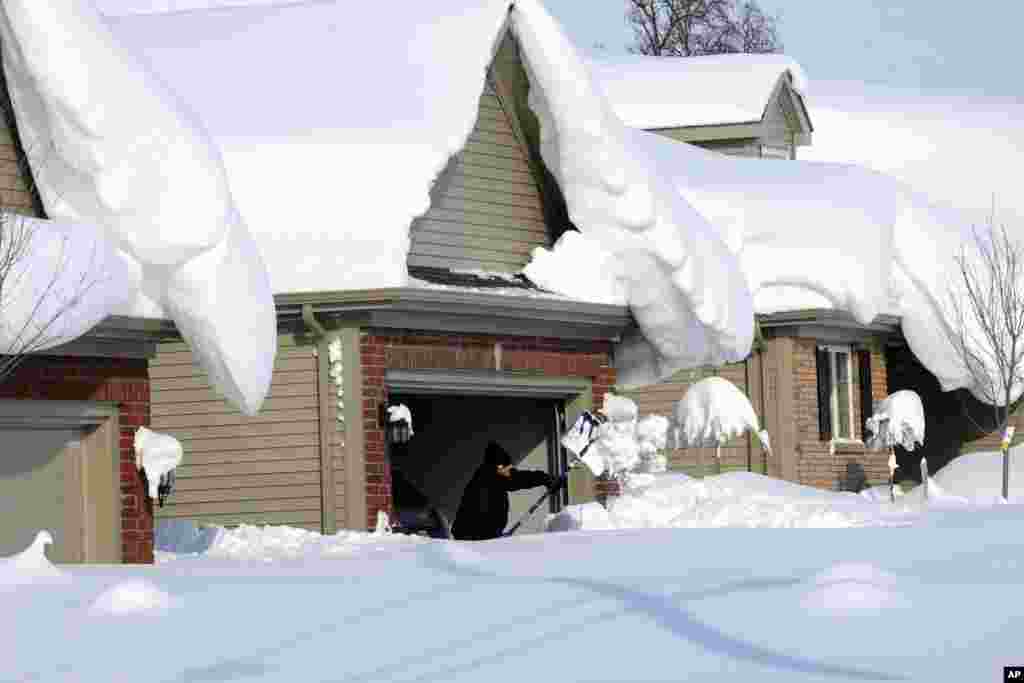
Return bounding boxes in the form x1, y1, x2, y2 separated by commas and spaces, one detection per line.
815, 347, 831, 441
857, 350, 873, 440
817, 346, 858, 441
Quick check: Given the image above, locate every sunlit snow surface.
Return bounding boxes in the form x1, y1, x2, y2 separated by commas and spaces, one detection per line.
5, 450, 1024, 682
589, 52, 807, 129
9, 0, 1008, 405
0, 0, 276, 414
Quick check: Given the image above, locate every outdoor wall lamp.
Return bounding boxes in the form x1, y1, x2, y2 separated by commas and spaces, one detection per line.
379, 403, 413, 444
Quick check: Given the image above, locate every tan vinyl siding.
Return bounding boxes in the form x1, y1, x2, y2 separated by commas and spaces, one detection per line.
151, 336, 326, 531
623, 362, 763, 477
408, 80, 550, 273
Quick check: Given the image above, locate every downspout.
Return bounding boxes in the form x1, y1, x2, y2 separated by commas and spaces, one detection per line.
756, 319, 770, 475
302, 303, 337, 533
302, 303, 327, 338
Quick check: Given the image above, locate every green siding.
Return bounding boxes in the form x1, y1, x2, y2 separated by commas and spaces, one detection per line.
408, 39, 551, 274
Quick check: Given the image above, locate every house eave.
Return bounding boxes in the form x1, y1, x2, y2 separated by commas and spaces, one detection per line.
38, 315, 176, 360
758, 308, 902, 345
275, 288, 633, 341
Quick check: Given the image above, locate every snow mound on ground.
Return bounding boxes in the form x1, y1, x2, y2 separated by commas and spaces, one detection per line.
902, 446, 1024, 504
194, 524, 426, 563
675, 376, 762, 447
546, 502, 615, 532
134, 427, 183, 499
0, 0, 275, 415
0, 531, 67, 588
555, 472, 889, 530
865, 390, 926, 451
90, 579, 178, 616
801, 562, 910, 613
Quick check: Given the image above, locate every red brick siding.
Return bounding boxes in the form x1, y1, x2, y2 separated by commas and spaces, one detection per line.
793, 339, 820, 444
0, 356, 154, 563
793, 340, 890, 490
360, 332, 615, 530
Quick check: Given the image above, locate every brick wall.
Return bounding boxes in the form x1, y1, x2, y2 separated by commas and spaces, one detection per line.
359, 331, 615, 530
0, 356, 154, 563
793, 341, 890, 490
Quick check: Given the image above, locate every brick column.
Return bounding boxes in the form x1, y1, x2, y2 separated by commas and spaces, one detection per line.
115, 380, 154, 564
360, 333, 390, 530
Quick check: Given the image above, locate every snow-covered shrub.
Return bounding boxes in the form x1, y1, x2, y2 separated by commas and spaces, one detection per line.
865, 390, 925, 452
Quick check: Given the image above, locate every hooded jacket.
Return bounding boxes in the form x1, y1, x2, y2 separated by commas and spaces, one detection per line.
451, 441, 555, 540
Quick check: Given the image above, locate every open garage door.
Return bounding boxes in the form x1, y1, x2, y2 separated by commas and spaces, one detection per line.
385, 369, 591, 536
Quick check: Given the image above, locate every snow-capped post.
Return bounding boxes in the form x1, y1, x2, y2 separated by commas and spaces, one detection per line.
133, 427, 184, 507
1001, 425, 1015, 501
887, 452, 898, 503
674, 377, 770, 478
865, 390, 925, 503
920, 457, 930, 501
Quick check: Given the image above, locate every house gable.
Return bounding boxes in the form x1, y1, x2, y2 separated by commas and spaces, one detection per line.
647, 76, 813, 160
407, 32, 560, 276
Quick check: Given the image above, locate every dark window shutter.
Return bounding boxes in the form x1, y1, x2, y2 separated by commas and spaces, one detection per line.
816, 347, 832, 441
857, 350, 873, 440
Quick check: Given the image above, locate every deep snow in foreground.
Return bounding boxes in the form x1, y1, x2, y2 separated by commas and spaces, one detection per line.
5, 450, 1024, 682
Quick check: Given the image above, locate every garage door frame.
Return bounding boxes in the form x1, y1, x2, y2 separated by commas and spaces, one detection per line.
0, 400, 121, 563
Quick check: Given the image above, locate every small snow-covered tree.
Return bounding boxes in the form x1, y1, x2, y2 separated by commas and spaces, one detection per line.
945, 221, 1024, 499
0, 210, 105, 383
626, 0, 782, 56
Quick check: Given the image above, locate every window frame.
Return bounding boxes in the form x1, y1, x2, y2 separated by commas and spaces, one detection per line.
821, 345, 858, 443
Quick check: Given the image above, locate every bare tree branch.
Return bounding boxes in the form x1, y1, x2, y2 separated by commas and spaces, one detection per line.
627, 0, 782, 56
945, 219, 1024, 498
0, 210, 107, 383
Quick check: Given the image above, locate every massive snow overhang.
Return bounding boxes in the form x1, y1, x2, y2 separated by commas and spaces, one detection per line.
0, 0, 275, 414
100, 0, 757, 390
4, 0, 1012, 409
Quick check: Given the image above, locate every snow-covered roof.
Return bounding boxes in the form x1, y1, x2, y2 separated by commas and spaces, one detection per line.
1, 0, 1011, 408
101, 0, 512, 295
588, 53, 809, 130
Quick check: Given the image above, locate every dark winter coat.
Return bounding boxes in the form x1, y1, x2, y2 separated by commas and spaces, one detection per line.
451, 442, 555, 540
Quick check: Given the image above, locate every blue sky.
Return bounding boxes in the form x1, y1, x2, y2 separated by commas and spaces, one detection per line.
544, 0, 1023, 98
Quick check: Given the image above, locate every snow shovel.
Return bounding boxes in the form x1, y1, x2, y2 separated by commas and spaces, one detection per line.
502, 411, 604, 537
502, 474, 569, 537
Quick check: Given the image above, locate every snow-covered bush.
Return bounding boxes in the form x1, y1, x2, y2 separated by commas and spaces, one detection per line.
865, 390, 925, 452
674, 376, 771, 459
564, 393, 670, 492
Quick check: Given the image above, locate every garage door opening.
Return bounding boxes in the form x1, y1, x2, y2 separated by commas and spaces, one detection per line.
387, 394, 570, 538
